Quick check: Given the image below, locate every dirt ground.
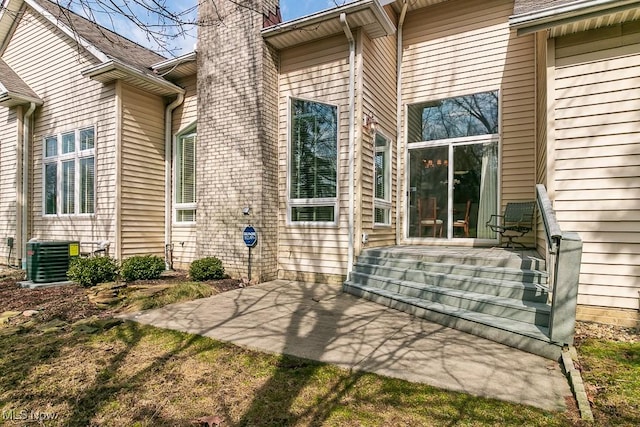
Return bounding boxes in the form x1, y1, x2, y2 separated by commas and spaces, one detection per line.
574, 320, 639, 344
0, 268, 242, 325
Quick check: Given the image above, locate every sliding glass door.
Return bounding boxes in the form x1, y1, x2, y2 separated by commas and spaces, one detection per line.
407, 91, 499, 240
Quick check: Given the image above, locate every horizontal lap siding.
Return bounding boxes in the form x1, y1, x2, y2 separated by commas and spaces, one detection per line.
2, 8, 116, 247
535, 31, 548, 256
278, 35, 350, 281
0, 108, 17, 264
171, 75, 197, 267
121, 85, 165, 258
402, 0, 536, 244
362, 31, 397, 248
554, 23, 640, 311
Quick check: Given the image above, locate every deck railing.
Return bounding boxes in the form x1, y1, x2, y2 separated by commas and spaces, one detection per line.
536, 184, 583, 344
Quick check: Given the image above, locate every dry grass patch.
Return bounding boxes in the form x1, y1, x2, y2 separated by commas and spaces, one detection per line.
0, 322, 572, 426
577, 339, 640, 426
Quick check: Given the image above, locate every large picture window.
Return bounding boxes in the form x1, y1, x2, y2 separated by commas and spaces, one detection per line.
407, 91, 499, 239
289, 98, 338, 223
43, 127, 95, 215
175, 126, 196, 223
374, 133, 391, 225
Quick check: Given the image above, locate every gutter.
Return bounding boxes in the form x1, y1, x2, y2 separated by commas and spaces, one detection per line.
341, 13, 356, 278
20, 101, 36, 268
164, 93, 185, 270
265, 0, 384, 35
510, 0, 639, 34
262, 0, 395, 49
396, 0, 407, 244
0, 92, 42, 106
82, 60, 185, 96
151, 51, 196, 75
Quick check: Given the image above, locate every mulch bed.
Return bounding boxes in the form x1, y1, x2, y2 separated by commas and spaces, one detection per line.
0, 269, 242, 325
574, 321, 639, 345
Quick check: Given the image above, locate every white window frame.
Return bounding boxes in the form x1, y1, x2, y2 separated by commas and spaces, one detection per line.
286, 96, 339, 226
173, 123, 197, 225
374, 132, 392, 227
404, 89, 501, 241
42, 126, 96, 217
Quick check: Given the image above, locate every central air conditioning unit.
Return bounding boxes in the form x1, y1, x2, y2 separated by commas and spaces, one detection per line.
26, 241, 80, 283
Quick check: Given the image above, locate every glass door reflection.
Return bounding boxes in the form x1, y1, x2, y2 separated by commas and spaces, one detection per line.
408, 146, 448, 238
408, 141, 497, 239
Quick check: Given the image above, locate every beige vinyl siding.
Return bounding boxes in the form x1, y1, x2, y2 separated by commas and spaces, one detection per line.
172, 74, 197, 267
0, 107, 18, 264
120, 84, 165, 258
173, 75, 197, 128
278, 34, 351, 282
402, 0, 536, 245
553, 23, 640, 311
535, 31, 549, 255
3, 7, 116, 249
361, 30, 397, 248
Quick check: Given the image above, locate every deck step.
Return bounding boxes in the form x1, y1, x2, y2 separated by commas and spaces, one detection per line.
348, 272, 550, 325
343, 281, 562, 360
353, 263, 548, 302
364, 247, 546, 270
355, 256, 548, 285
344, 246, 560, 359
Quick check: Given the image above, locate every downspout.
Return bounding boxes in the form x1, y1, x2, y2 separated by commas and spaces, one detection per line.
396, 1, 408, 244
164, 93, 184, 270
340, 13, 356, 277
20, 102, 36, 269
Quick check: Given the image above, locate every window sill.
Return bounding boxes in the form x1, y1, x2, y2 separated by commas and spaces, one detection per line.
172, 222, 196, 228
42, 213, 96, 218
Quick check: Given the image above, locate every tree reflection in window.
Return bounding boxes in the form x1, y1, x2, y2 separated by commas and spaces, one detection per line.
408, 91, 498, 142
291, 99, 337, 200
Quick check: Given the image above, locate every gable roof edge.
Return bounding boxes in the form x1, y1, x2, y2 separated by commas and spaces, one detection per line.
262, 0, 396, 49
510, 0, 640, 34
24, 0, 109, 63
82, 59, 185, 96
0, 76, 43, 106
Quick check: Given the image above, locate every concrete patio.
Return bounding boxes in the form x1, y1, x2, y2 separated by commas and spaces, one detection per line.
121, 279, 572, 412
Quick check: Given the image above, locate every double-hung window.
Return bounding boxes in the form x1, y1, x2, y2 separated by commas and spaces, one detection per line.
43, 127, 95, 215
175, 126, 196, 223
289, 98, 338, 224
374, 133, 391, 225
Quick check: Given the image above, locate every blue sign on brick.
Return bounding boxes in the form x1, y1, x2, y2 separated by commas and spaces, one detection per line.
243, 226, 258, 247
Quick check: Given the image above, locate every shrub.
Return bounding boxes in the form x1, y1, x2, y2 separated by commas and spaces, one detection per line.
189, 257, 224, 281
67, 256, 119, 287
121, 255, 166, 282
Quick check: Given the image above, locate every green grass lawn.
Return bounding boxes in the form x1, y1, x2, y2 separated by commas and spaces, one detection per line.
0, 322, 572, 427
1, 276, 638, 426
577, 338, 640, 426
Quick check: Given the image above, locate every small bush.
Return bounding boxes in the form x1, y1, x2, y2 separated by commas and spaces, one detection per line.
121, 255, 166, 282
67, 256, 119, 287
189, 257, 224, 281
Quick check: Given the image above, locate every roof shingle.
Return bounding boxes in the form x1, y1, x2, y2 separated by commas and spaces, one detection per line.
32, 0, 166, 73
0, 58, 41, 101
513, 0, 582, 15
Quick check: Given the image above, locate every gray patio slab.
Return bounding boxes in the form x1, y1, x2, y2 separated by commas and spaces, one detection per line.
120, 279, 571, 412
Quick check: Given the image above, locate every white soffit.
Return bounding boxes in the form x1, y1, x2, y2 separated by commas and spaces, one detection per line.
510, 0, 640, 36
83, 60, 185, 96
262, 0, 396, 49
152, 51, 197, 79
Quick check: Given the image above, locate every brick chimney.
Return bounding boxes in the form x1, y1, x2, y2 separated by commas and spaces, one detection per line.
196, 0, 279, 281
